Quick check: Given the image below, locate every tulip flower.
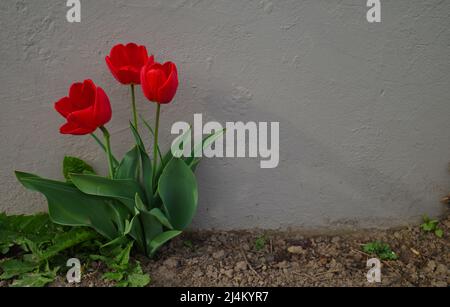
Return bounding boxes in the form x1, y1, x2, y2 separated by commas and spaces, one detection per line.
140, 60, 179, 105
106, 43, 149, 128
54, 79, 115, 178
106, 43, 149, 85
140, 59, 179, 186
55, 80, 111, 135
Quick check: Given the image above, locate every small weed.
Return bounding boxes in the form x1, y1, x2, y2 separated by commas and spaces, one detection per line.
0, 213, 150, 287
0, 213, 99, 287
91, 241, 150, 288
421, 215, 444, 238
362, 241, 398, 261
255, 235, 267, 251
183, 240, 194, 250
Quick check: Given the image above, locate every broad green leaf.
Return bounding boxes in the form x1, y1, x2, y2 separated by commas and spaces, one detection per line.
70, 174, 145, 212
129, 122, 154, 204
157, 125, 192, 179
100, 235, 130, 251
149, 231, 182, 257
139, 147, 154, 207
158, 159, 198, 231
128, 213, 145, 252
63, 156, 95, 181
15, 172, 126, 240
115, 146, 140, 181
135, 194, 148, 212
185, 129, 225, 171
140, 210, 163, 256
149, 208, 174, 230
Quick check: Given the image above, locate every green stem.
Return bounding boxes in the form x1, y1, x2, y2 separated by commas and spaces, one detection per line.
100, 126, 115, 179
152, 104, 161, 188
131, 84, 138, 129
90, 133, 119, 167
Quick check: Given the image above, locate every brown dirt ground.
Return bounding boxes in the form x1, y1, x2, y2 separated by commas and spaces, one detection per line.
47, 213, 450, 287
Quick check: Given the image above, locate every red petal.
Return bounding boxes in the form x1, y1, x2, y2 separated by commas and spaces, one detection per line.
69, 80, 96, 109
157, 62, 179, 104
109, 44, 129, 67
60, 121, 94, 135
142, 64, 166, 102
55, 97, 75, 118
126, 43, 148, 68
67, 106, 97, 131
106, 56, 125, 84
93, 87, 112, 126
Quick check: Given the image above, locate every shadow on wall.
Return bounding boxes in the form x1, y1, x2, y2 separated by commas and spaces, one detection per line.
191, 76, 445, 230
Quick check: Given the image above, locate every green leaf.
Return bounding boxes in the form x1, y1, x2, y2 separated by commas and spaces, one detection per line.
115, 146, 140, 181
116, 280, 130, 287
70, 174, 145, 213
127, 262, 151, 287
15, 172, 127, 240
130, 121, 146, 151
139, 147, 154, 207
149, 231, 182, 257
128, 213, 145, 252
0, 213, 59, 252
63, 156, 95, 181
435, 228, 444, 238
35, 228, 97, 262
11, 269, 57, 287
129, 122, 154, 202
115, 241, 133, 269
140, 115, 164, 165
140, 210, 163, 256
149, 208, 174, 230
362, 241, 398, 261
421, 223, 434, 232
102, 271, 124, 282
158, 159, 198, 231
99, 241, 134, 271
255, 236, 267, 251
185, 129, 225, 171
135, 194, 148, 212
0, 259, 38, 280
157, 125, 192, 179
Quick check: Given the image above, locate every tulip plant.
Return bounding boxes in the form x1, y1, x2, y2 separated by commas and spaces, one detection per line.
15, 43, 222, 257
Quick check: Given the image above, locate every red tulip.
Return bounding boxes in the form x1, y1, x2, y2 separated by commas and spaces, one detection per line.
141, 59, 179, 104
106, 43, 149, 85
55, 80, 112, 135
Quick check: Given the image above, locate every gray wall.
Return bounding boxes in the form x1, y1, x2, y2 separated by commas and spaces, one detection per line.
1, 0, 449, 230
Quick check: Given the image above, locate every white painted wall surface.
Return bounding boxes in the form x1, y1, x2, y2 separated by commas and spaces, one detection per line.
1, 0, 449, 229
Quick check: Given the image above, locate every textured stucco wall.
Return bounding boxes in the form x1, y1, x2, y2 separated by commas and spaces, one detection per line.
1, 0, 449, 230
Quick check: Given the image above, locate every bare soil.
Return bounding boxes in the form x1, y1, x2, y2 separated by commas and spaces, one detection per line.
49, 213, 450, 287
